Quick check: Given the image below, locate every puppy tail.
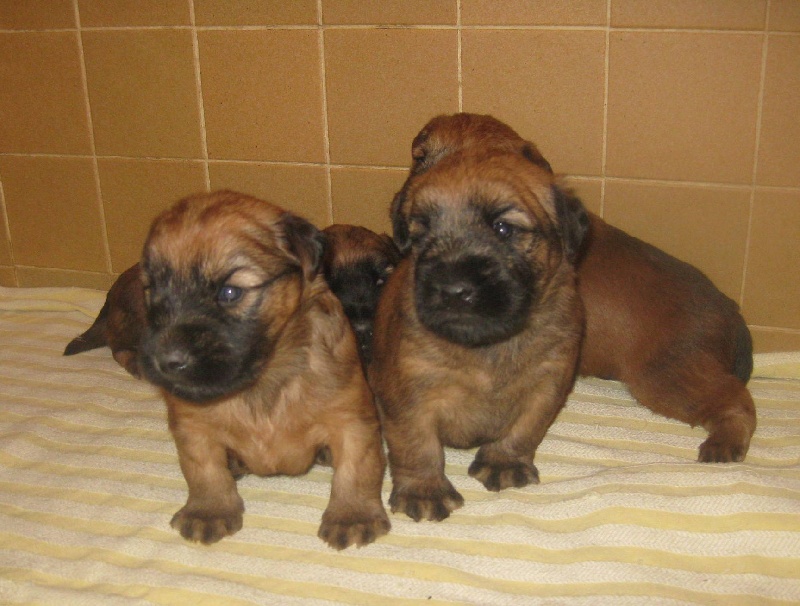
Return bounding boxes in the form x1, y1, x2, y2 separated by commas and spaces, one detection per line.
63, 301, 110, 356
732, 320, 754, 384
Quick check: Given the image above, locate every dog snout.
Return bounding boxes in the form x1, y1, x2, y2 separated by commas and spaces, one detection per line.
155, 345, 192, 377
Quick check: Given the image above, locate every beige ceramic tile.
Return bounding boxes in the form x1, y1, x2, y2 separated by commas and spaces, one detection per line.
461, 0, 607, 25
195, 0, 317, 26
770, 0, 800, 31
756, 36, 800, 187
78, 0, 190, 27
611, 0, 767, 30
82, 30, 203, 159
199, 30, 325, 163
323, 0, 456, 24
603, 180, 751, 301
16, 267, 113, 290
325, 29, 459, 166
462, 30, 606, 176
0, 267, 15, 287
742, 189, 800, 330
562, 177, 603, 215
209, 162, 330, 226
330, 168, 407, 234
0, 32, 91, 154
606, 32, 762, 184
0, 156, 107, 272
0, 0, 75, 29
750, 328, 800, 353
98, 158, 208, 272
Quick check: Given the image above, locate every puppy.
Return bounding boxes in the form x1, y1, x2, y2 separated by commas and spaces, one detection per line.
404, 113, 757, 463
63, 263, 146, 377
369, 147, 589, 521
138, 190, 389, 549
321, 224, 401, 364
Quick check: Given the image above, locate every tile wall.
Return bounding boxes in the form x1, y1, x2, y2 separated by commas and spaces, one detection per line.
0, 0, 798, 351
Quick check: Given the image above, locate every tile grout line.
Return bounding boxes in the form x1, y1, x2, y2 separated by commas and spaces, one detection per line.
739, 1, 772, 311
72, 0, 113, 275
599, 0, 612, 217
188, 0, 210, 190
317, 0, 334, 225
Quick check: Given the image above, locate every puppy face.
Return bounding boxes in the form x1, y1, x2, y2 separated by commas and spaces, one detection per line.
393, 150, 587, 347
138, 190, 323, 403
321, 225, 401, 363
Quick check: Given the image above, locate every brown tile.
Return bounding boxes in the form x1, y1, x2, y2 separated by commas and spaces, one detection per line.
0, 267, 16, 287
209, 162, 330, 226
611, 0, 767, 30
750, 327, 800, 353
769, 0, 800, 31
756, 36, 800, 187
462, 30, 606, 176
325, 29, 459, 166
603, 180, 750, 301
98, 158, 207, 272
461, 0, 607, 25
606, 32, 762, 184
0, 32, 91, 154
78, 0, 190, 27
0, 207, 12, 266
0, 0, 75, 29
195, 0, 317, 26
16, 267, 114, 289
330, 168, 407, 234
82, 29, 203, 159
323, 0, 456, 24
742, 189, 800, 330
562, 177, 603, 215
199, 30, 325, 163
0, 156, 107, 272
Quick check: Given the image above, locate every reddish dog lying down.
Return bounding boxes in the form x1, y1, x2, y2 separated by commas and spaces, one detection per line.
403, 113, 756, 463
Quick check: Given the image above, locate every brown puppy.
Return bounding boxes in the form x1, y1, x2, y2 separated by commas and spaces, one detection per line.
63, 263, 146, 377
369, 147, 589, 521
138, 190, 389, 549
321, 224, 401, 365
405, 113, 756, 463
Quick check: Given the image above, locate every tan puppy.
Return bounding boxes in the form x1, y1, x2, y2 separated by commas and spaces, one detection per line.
138, 190, 389, 549
321, 224, 401, 365
63, 263, 146, 377
369, 148, 589, 521
405, 113, 756, 463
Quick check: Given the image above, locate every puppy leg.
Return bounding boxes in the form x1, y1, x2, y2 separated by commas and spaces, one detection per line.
318, 420, 390, 549
383, 415, 464, 522
468, 387, 566, 491
170, 425, 244, 544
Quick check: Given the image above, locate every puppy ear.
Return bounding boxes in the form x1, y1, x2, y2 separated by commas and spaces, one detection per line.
379, 233, 403, 264
521, 142, 554, 175
390, 187, 413, 255
551, 186, 590, 263
277, 212, 325, 280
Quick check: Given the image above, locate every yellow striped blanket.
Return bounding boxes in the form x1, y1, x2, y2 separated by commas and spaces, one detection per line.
1, 286, 798, 605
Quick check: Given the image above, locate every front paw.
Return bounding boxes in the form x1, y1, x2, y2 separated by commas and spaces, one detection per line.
318, 505, 391, 550
468, 459, 539, 492
389, 479, 464, 522
170, 503, 244, 544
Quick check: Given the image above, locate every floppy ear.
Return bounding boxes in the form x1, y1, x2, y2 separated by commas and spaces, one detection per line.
521, 142, 554, 175
379, 233, 403, 264
277, 212, 325, 280
551, 186, 590, 263
389, 186, 413, 255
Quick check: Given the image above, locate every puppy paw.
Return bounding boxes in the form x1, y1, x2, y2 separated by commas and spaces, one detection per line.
698, 437, 747, 463
468, 459, 539, 492
389, 481, 464, 522
318, 506, 391, 550
170, 504, 243, 544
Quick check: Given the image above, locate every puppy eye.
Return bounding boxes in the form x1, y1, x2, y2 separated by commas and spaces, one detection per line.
492, 220, 514, 240
217, 285, 243, 305
376, 277, 385, 287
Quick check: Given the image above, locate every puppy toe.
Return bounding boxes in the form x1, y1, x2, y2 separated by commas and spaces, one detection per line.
388, 482, 464, 522
468, 460, 539, 492
318, 507, 391, 549
170, 506, 243, 544
698, 438, 747, 463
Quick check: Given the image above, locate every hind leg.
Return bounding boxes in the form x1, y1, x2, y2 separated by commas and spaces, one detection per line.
626, 361, 756, 463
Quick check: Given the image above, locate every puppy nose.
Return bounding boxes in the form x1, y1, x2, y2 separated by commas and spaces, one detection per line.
438, 280, 476, 305
157, 348, 191, 376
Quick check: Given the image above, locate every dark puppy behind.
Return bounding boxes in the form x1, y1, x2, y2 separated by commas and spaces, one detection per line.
321, 224, 401, 364
63, 263, 145, 377
370, 145, 588, 521
139, 190, 389, 549
408, 113, 756, 463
